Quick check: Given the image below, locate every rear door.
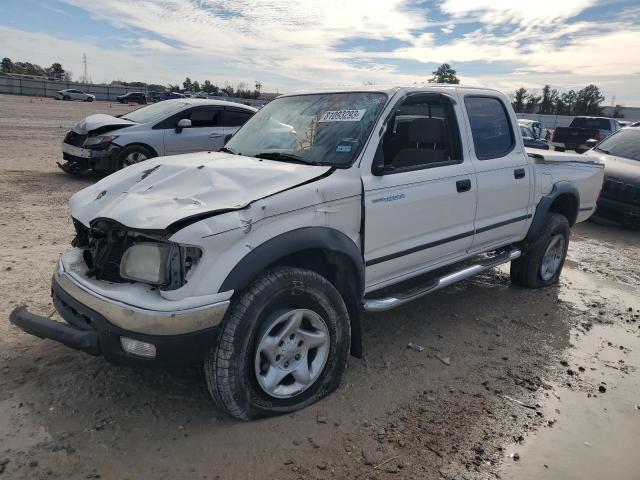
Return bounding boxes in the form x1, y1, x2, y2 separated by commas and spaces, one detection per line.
362, 91, 478, 289
462, 94, 533, 253
163, 106, 225, 154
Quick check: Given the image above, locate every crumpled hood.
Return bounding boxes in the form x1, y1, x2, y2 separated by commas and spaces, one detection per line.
72, 114, 137, 135
69, 152, 332, 230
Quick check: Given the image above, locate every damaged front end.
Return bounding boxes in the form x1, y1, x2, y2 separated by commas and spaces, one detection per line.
9, 217, 230, 367
72, 218, 202, 291
59, 119, 132, 174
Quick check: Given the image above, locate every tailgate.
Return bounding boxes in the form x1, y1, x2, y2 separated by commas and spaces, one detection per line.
553, 127, 597, 144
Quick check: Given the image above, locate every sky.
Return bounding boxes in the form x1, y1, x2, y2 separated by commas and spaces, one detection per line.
2, 0, 640, 105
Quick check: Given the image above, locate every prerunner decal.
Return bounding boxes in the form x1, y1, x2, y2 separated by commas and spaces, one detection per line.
319, 109, 366, 122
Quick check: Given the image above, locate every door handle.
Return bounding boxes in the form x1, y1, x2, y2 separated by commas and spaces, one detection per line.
514, 168, 526, 179
456, 179, 471, 193
209, 133, 223, 139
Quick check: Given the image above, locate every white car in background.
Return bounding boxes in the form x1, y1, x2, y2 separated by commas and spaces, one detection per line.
56, 89, 96, 102
59, 99, 256, 174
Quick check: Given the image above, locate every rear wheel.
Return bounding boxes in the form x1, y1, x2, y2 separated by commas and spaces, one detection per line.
510, 213, 570, 288
115, 145, 155, 171
205, 267, 351, 420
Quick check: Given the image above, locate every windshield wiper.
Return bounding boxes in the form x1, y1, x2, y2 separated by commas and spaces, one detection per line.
253, 152, 321, 166
595, 147, 610, 154
220, 147, 238, 154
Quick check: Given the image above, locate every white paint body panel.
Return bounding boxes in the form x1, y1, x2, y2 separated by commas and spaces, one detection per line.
65, 86, 604, 315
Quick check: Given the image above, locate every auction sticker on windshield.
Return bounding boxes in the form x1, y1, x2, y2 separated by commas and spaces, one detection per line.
319, 109, 366, 122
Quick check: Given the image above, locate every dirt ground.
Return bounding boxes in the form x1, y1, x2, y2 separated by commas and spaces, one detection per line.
0, 94, 639, 480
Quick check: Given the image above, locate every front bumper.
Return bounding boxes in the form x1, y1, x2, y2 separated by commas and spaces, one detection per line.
9, 254, 231, 366
59, 142, 120, 172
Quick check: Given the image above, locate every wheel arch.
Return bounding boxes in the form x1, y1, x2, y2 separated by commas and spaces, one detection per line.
219, 227, 365, 357
522, 182, 579, 251
119, 142, 159, 158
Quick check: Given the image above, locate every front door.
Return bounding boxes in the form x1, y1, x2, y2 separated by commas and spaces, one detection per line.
164, 106, 225, 155
362, 92, 477, 290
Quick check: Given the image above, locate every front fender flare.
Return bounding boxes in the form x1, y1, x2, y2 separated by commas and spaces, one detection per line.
219, 227, 364, 297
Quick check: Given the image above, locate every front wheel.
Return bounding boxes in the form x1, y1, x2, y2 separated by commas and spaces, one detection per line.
115, 145, 155, 171
510, 213, 570, 288
205, 267, 351, 420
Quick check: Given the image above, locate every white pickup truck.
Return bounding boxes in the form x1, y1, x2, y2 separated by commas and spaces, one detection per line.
11, 86, 604, 420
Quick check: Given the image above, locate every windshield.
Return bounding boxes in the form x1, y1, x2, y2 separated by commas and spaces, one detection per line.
122, 101, 188, 124
225, 92, 388, 166
595, 129, 640, 161
571, 118, 610, 130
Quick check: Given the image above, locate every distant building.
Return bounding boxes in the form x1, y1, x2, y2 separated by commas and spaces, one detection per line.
602, 105, 640, 121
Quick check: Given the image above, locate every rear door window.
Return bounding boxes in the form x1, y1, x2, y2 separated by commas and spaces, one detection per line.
571, 118, 611, 129
464, 96, 514, 160
223, 109, 253, 127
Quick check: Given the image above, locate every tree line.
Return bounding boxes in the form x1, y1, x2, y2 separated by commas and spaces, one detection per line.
167, 77, 261, 99
511, 84, 605, 116
2, 57, 262, 100
1, 57, 71, 81
427, 63, 607, 116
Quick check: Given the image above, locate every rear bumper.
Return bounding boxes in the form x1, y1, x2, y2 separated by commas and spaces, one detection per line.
9, 256, 231, 367
549, 141, 589, 151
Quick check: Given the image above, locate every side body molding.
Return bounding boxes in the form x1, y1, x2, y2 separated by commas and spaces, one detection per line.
219, 227, 365, 297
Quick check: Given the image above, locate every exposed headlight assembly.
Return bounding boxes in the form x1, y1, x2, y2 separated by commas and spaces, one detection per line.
83, 135, 118, 147
120, 242, 171, 285
120, 242, 203, 288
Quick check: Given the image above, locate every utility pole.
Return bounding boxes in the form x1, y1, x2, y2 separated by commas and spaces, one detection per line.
82, 53, 88, 84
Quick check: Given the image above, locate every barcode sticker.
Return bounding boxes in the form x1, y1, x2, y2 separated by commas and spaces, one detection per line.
319, 109, 366, 122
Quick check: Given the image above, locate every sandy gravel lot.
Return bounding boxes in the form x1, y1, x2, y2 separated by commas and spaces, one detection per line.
0, 94, 639, 480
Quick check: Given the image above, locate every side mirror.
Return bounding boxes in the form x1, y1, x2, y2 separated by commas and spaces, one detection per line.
223, 133, 233, 145
175, 118, 192, 133
585, 138, 598, 149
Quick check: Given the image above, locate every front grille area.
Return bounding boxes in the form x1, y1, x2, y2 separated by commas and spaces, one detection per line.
64, 131, 87, 147
74, 219, 138, 283
603, 178, 640, 205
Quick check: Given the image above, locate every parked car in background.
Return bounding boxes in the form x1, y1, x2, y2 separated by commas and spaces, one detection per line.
518, 119, 549, 140
55, 89, 95, 102
618, 120, 633, 128
550, 116, 621, 153
630, 121, 640, 128
58, 99, 256, 174
116, 92, 147, 104
585, 127, 640, 227
14, 86, 604, 420
518, 122, 549, 150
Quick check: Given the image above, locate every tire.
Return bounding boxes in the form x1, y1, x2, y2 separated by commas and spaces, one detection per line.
115, 145, 155, 172
510, 213, 570, 288
205, 267, 351, 420
575, 149, 585, 154
63, 95, 70, 101
86, 97, 94, 102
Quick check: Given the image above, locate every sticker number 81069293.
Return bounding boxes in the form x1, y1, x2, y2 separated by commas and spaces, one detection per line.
319, 109, 366, 122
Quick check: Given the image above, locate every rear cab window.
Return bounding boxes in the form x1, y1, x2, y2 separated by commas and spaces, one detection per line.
464, 96, 514, 159
570, 118, 611, 130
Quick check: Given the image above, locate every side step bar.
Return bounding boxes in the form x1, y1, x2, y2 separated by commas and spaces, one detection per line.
363, 248, 522, 312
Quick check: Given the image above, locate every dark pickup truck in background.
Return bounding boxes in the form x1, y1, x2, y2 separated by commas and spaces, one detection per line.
550, 117, 621, 153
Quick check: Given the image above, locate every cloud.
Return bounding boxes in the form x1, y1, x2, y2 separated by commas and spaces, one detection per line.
136, 38, 176, 52
2, 0, 639, 104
